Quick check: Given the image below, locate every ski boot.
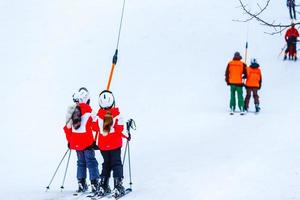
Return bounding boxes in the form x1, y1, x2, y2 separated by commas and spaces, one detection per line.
239, 106, 245, 115
76, 178, 88, 193
97, 177, 111, 196
91, 179, 99, 193
113, 178, 125, 197
240, 109, 245, 115
230, 107, 235, 115
255, 104, 260, 113
244, 105, 248, 112
284, 54, 287, 60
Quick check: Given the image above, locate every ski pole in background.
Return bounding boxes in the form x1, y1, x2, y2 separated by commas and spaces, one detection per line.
122, 119, 136, 190
106, 0, 127, 91
46, 149, 70, 191
60, 149, 72, 191
278, 44, 287, 58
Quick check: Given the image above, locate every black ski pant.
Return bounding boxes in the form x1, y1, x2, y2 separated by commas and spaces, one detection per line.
289, 5, 296, 19
244, 87, 259, 109
100, 148, 123, 179
285, 37, 297, 54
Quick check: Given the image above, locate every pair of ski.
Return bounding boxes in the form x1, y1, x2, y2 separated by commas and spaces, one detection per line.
86, 188, 132, 200
229, 111, 245, 115
72, 191, 94, 199
230, 111, 260, 115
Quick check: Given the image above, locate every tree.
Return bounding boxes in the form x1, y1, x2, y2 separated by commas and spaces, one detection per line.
235, 0, 299, 35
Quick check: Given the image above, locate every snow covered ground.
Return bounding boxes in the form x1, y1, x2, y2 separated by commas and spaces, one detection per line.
1, 0, 300, 199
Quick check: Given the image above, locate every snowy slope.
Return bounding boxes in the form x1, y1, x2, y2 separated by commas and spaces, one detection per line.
1, 0, 300, 200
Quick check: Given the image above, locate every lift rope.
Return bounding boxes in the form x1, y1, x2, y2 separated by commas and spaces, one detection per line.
106, 0, 127, 91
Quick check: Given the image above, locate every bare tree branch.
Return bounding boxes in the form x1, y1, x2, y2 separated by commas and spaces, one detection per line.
233, 0, 270, 23
257, 3, 263, 11
234, 0, 299, 35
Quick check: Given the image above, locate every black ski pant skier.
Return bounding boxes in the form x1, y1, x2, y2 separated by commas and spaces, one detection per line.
100, 148, 123, 179
285, 36, 297, 57
99, 148, 125, 195
287, 0, 296, 19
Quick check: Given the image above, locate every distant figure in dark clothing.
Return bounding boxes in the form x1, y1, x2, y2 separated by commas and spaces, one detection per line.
287, 0, 296, 20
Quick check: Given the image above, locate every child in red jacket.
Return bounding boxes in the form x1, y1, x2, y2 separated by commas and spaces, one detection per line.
64, 87, 100, 193
93, 90, 129, 197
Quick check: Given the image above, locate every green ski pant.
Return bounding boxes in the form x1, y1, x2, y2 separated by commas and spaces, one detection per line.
229, 85, 244, 110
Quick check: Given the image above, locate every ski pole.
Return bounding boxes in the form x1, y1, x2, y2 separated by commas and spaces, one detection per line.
278, 44, 287, 58
46, 149, 70, 191
122, 119, 136, 164
122, 141, 128, 165
127, 141, 132, 190
122, 140, 133, 190
122, 119, 136, 189
60, 149, 72, 191
106, 0, 127, 91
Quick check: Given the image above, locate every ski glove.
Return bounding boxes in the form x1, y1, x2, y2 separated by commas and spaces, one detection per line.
66, 104, 76, 124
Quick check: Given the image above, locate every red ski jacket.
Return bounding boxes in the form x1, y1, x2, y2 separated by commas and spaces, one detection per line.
63, 103, 95, 150
285, 27, 299, 40
93, 107, 127, 151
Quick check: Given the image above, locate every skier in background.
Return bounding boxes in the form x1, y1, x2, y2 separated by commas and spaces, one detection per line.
244, 58, 262, 113
93, 90, 129, 197
287, 0, 296, 20
284, 23, 299, 60
225, 52, 247, 115
64, 87, 100, 194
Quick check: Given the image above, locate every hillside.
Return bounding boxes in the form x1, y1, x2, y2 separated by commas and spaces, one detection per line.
1, 0, 300, 200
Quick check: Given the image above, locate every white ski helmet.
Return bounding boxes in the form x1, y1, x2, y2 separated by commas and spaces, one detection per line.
98, 90, 115, 109
73, 87, 90, 104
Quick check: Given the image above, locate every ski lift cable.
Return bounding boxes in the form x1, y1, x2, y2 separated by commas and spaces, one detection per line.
106, 0, 127, 91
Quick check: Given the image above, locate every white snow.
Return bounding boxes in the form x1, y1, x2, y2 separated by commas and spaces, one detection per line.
1, 0, 300, 199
